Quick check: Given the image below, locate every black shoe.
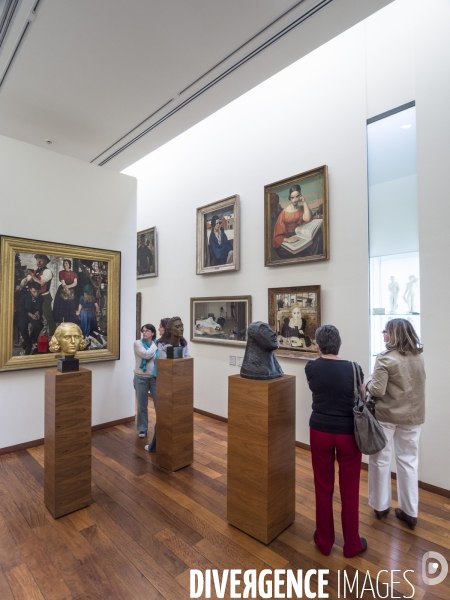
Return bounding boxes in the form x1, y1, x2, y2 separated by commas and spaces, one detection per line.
395, 508, 417, 530
360, 537, 368, 553
145, 443, 156, 453
374, 508, 390, 520
138, 431, 147, 438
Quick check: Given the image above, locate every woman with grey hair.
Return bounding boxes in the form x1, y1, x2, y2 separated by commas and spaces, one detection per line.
305, 324, 366, 558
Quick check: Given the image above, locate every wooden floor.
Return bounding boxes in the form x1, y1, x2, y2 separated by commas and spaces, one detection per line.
0, 408, 448, 599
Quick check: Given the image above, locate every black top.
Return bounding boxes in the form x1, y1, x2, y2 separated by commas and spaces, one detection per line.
305, 358, 363, 435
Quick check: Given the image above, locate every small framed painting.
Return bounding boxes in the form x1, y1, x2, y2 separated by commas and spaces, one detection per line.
264, 166, 329, 266
137, 226, 157, 278
190, 296, 251, 346
196, 195, 239, 274
268, 285, 321, 359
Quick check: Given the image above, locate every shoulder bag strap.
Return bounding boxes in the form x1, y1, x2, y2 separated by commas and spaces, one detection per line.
351, 361, 359, 407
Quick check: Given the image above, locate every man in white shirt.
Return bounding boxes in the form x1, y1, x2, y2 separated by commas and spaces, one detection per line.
17, 254, 56, 336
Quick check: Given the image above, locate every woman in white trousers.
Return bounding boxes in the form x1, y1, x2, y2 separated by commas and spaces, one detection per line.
366, 318, 425, 530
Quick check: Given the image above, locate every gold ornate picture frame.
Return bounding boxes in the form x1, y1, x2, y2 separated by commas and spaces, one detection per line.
264, 166, 329, 266
268, 285, 321, 359
0, 235, 121, 372
196, 195, 240, 275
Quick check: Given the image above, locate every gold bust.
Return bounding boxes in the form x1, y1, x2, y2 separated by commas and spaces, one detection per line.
49, 323, 86, 355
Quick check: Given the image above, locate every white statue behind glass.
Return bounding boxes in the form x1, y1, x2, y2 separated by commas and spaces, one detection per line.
403, 275, 419, 314
388, 276, 399, 314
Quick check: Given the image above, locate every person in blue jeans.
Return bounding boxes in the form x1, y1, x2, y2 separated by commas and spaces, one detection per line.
133, 323, 158, 450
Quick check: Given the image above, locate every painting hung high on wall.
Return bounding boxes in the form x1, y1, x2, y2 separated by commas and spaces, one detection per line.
268, 285, 321, 359
196, 195, 240, 274
137, 226, 157, 278
0, 235, 121, 372
264, 166, 329, 267
190, 296, 251, 346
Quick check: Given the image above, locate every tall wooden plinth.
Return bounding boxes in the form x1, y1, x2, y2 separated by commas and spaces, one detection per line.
227, 374, 296, 544
44, 368, 92, 519
156, 357, 193, 471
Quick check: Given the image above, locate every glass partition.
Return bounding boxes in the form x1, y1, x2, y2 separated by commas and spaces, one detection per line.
368, 105, 420, 368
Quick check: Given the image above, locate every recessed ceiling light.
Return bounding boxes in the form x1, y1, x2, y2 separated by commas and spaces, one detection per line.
45, 139, 53, 144
401, 124, 412, 129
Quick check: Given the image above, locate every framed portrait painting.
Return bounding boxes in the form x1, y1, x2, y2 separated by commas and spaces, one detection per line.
268, 285, 321, 359
0, 235, 120, 372
264, 166, 329, 266
137, 226, 157, 278
190, 295, 251, 347
196, 195, 239, 274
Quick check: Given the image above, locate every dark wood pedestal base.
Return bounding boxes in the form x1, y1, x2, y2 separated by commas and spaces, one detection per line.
44, 368, 92, 518
156, 357, 193, 471
227, 374, 296, 544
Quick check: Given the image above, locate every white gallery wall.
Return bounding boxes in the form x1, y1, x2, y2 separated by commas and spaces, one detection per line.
127, 27, 370, 446
413, 0, 450, 491
127, 0, 450, 490
0, 135, 137, 449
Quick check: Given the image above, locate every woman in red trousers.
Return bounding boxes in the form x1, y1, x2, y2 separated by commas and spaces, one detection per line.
305, 324, 367, 558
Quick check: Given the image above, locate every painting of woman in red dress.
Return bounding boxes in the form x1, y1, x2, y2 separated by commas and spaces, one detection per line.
265, 166, 328, 266
272, 184, 323, 259
52, 259, 78, 324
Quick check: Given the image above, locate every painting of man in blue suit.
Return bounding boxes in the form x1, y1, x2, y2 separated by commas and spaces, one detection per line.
209, 215, 233, 265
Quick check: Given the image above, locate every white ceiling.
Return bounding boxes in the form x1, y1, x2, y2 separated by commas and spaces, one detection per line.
0, 0, 393, 171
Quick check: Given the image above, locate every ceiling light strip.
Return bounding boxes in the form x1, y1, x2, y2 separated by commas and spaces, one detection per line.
0, 0, 41, 90
0, 0, 20, 49
95, 0, 335, 166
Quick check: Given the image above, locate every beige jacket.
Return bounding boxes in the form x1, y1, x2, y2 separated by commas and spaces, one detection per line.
366, 349, 425, 425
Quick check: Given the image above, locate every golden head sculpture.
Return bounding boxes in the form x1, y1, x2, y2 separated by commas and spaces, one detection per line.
49, 322, 87, 355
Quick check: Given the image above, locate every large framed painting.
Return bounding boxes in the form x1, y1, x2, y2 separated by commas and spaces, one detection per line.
268, 285, 321, 359
264, 166, 329, 266
196, 195, 239, 274
190, 295, 251, 347
0, 235, 120, 372
137, 226, 157, 278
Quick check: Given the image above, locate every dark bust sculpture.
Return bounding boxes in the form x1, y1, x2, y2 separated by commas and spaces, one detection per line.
165, 315, 184, 359
240, 321, 284, 380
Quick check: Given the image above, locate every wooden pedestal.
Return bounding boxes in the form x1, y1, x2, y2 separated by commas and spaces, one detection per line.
44, 368, 92, 518
227, 374, 296, 544
156, 357, 193, 471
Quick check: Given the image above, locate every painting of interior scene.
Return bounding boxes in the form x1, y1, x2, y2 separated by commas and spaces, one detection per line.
191, 298, 250, 345
274, 290, 319, 355
13, 252, 108, 356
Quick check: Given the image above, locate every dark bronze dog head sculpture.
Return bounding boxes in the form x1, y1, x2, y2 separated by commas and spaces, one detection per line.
240, 321, 284, 380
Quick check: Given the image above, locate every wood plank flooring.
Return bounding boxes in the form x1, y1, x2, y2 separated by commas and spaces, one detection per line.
0, 408, 449, 599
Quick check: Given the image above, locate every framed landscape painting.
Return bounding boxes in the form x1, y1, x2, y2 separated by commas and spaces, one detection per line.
196, 195, 239, 274
190, 295, 251, 347
0, 235, 120, 372
137, 226, 157, 278
268, 285, 321, 359
264, 166, 329, 266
